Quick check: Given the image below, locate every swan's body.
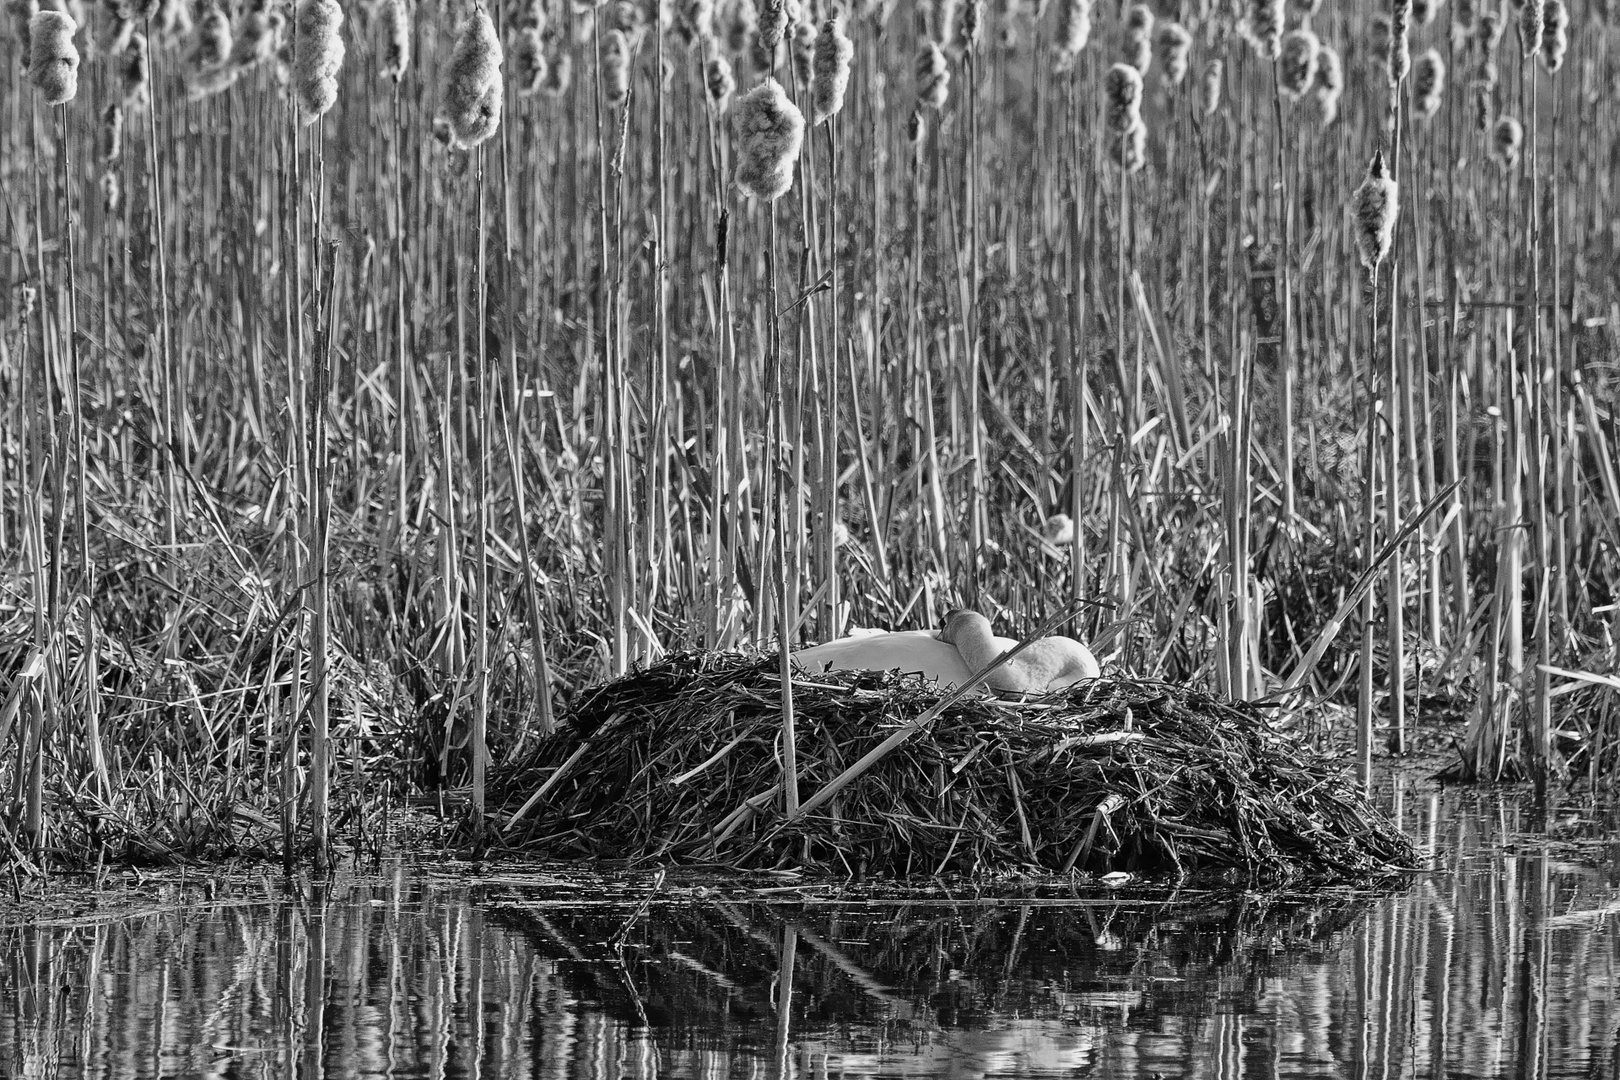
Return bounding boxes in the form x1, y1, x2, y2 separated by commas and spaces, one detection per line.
792, 629, 979, 688
791, 611, 1101, 695
938, 609, 1100, 694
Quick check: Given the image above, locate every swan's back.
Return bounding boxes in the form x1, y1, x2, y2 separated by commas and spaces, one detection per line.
792, 630, 981, 689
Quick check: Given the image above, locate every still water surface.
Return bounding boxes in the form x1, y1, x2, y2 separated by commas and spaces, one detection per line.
2, 788, 1617, 1079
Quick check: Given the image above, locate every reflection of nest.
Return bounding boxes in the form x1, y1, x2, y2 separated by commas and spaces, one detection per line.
492, 652, 1415, 883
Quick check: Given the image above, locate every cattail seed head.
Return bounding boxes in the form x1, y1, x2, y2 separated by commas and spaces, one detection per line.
101, 170, 120, 214
293, 0, 344, 124
600, 25, 630, 104
1200, 57, 1222, 112
1413, 46, 1444, 114
1111, 116, 1146, 171
100, 101, 122, 161
443, 6, 501, 145
1454, 0, 1477, 32
724, 0, 754, 52
1516, 0, 1541, 57
733, 77, 803, 200
190, 1, 229, 68
1538, 0, 1566, 70
790, 17, 813, 84
1476, 7, 1502, 50
1248, 0, 1283, 59
378, 0, 408, 79
512, 23, 545, 92
1277, 27, 1318, 97
754, 0, 787, 68
916, 38, 949, 108
675, 0, 711, 45
1154, 21, 1191, 84
230, 4, 285, 71
1104, 61, 1142, 131
1474, 53, 1497, 87
1352, 148, 1399, 272
1124, 2, 1151, 36
1051, 0, 1089, 69
705, 50, 734, 108
120, 30, 148, 108
542, 47, 570, 93
1310, 42, 1341, 123
1491, 113, 1522, 166
810, 15, 852, 123
1412, 0, 1435, 25
29, 10, 77, 102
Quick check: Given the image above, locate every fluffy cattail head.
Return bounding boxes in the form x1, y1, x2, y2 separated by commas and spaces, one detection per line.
28, 10, 77, 102
1475, 8, 1501, 50
754, 0, 787, 68
1539, 0, 1566, 70
542, 47, 570, 93
1352, 149, 1399, 272
293, 0, 344, 124
190, 1, 230, 69
1154, 21, 1191, 84
1247, 0, 1283, 58
229, 5, 284, 71
378, 0, 409, 80
1277, 27, 1318, 97
1412, 0, 1434, 25
100, 101, 123, 161
724, 0, 755, 52
790, 18, 814, 84
1103, 60, 1142, 131
1491, 113, 1522, 166
1454, 0, 1477, 33
1413, 47, 1444, 115
1051, 0, 1089, 69
121, 30, 148, 108
675, 0, 711, 46
1124, 1, 1151, 36
512, 23, 545, 92
1516, 0, 1541, 57
705, 50, 734, 109
915, 38, 949, 108
810, 15, 852, 124
733, 77, 804, 200
1200, 57, 1222, 113
1111, 117, 1146, 171
601, 26, 629, 104
1310, 42, 1341, 123
443, 6, 502, 145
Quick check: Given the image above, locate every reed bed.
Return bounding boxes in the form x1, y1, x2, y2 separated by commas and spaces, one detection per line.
0, 0, 1617, 869
493, 651, 1417, 882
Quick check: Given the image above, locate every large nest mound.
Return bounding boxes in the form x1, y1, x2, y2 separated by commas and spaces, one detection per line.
492, 652, 1415, 883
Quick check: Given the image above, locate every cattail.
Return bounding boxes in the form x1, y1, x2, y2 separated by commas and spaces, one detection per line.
157, 0, 190, 34
1311, 43, 1341, 124
1368, 12, 1391, 76
605, 0, 642, 43
443, 6, 501, 145
733, 77, 803, 200
520, 0, 546, 30
1103, 60, 1143, 133
230, 2, 285, 70
601, 25, 629, 105
1122, 2, 1151, 73
293, 0, 343, 124
1474, 53, 1497, 87
1051, 0, 1089, 69
1515, 0, 1540, 57
955, 0, 981, 50
542, 47, 570, 93
916, 38, 948, 108
1352, 148, 1399, 272
1412, 0, 1435, 25
1111, 116, 1146, 171
790, 17, 813, 84
810, 14, 851, 123
705, 50, 734, 109
1454, 0, 1477, 32
1155, 21, 1191, 84
120, 0, 156, 21
1491, 113, 1522, 166
100, 101, 122, 160
1248, 0, 1283, 59
29, 10, 78, 103
378, 0, 408, 79
1278, 26, 1318, 97
120, 30, 147, 108
1412, 46, 1443, 114
1476, 7, 1502, 50
190, 0, 229, 68
570, 2, 593, 42
723, 0, 753, 48
754, 0, 786, 69
7, 0, 36, 68
1200, 57, 1222, 113
1124, 2, 1151, 37
101, 170, 120, 214
676, 0, 711, 45
1539, 0, 1566, 70
512, 23, 545, 92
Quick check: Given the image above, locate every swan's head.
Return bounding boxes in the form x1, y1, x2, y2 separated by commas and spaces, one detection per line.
938, 608, 989, 644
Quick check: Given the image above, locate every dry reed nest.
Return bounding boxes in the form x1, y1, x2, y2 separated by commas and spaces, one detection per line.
493, 651, 1416, 883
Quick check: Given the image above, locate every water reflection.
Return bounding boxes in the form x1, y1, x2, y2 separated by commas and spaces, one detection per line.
1, 790, 1617, 1079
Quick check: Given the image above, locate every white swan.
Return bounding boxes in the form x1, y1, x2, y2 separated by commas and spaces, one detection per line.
790, 610, 1100, 695
937, 609, 1100, 694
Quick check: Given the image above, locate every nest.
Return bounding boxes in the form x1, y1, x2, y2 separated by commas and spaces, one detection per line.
492, 651, 1416, 883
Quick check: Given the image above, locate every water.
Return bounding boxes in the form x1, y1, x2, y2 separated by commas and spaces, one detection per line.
2, 788, 1617, 1079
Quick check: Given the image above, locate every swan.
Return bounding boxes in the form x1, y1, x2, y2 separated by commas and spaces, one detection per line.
790, 611, 1100, 695
937, 609, 1100, 694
